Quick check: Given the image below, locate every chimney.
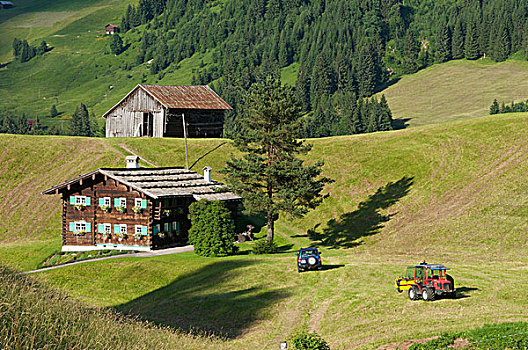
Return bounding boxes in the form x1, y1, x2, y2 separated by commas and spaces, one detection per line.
126, 156, 140, 169
203, 166, 212, 183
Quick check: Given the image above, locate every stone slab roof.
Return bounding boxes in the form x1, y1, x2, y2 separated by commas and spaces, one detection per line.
42, 167, 241, 202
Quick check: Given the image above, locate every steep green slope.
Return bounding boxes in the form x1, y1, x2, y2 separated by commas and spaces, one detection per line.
382, 58, 528, 127
3, 113, 528, 270
2, 115, 528, 348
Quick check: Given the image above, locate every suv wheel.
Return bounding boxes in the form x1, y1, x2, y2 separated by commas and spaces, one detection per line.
297, 266, 303, 273
422, 287, 435, 301
408, 286, 419, 301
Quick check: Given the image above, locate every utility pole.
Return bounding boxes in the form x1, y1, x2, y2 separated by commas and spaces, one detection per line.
182, 113, 189, 170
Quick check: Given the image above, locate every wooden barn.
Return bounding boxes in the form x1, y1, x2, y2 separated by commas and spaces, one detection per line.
105, 24, 118, 34
103, 84, 232, 138
42, 156, 241, 252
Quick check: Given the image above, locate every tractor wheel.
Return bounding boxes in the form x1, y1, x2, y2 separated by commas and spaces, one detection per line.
408, 286, 419, 301
422, 287, 436, 301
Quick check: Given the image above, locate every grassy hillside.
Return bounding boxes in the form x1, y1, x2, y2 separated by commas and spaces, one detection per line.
382, 58, 528, 127
2, 114, 528, 348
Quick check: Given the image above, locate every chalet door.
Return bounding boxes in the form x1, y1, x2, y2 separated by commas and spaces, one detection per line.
142, 112, 153, 137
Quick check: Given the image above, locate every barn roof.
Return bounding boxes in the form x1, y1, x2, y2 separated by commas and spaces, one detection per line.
106, 24, 118, 28
102, 84, 232, 118
42, 167, 242, 202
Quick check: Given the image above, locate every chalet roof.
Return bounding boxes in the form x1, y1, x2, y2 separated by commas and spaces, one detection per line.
42, 167, 242, 202
102, 84, 232, 118
106, 24, 118, 28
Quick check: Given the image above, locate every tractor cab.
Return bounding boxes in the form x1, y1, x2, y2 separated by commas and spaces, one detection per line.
395, 262, 456, 301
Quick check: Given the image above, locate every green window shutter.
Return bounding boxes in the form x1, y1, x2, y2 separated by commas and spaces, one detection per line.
141, 226, 148, 235
70, 196, 76, 205
153, 225, 158, 235
141, 199, 147, 209
98, 224, 105, 233
168, 222, 172, 231
85, 197, 91, 206
176, 222, 180, 231
114, 224, 120, 233
114, 198, 120, 207
85, 223, 91, 232
69, 222, 75, 232
98, 198, 105, 206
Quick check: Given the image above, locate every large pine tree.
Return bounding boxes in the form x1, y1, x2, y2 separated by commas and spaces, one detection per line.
222, 76, 332, 243
465, 21, 480, 60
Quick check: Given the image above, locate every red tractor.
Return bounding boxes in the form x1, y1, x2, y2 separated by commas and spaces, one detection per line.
395, 262, 456, 301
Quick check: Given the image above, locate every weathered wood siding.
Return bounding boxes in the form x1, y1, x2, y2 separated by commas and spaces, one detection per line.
106, 88, 165, 138
62, 178, 153, 249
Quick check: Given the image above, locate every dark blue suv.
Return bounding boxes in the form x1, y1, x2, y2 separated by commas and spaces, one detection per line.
297, 248, 322, 272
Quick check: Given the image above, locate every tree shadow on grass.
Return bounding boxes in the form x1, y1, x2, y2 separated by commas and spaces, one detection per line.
115, 260, 289, 339
392, 118, 412, 130
307, 176, 414, 248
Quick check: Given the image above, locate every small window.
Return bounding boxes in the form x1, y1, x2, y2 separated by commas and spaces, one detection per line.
120, 224, 127, 234
75, 222, 86, 232
104, 224, 112, 233
135, 198, 142, 208
135, 225, 143, 235
120, 198, 126, 207
104, 197, 111, 206
75, 196, 86, 205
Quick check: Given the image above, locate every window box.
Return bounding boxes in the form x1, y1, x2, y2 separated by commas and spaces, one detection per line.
70, 196, 91, 210
99, 197, 111, 212
69, 221, 91, 235
114, 198, 127, 213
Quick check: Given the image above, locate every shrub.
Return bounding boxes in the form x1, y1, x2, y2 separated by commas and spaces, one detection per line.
188, 200, 237, 257
291, 331, 330, 350
252, 239, 278, 254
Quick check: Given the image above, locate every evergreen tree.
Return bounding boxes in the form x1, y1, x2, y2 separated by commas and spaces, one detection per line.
109, 34, 124, 55
222, 76, 332, 243
494, 22, 511, 62
357, 43, 376, 97
435, 22, 451, 63
490, 99, 500, 115
36, 41, 48, 55
50, 104, 58, 117
451, 20, 465, 59
12, 38, 22, 57
70, 103, 91, 136
378, 95, 393, 131
295, 66, 311, 112
402, 29, 420, 73
465, 22, 480, 60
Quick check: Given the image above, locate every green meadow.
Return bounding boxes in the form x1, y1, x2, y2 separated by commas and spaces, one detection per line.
1, 113, 528, 348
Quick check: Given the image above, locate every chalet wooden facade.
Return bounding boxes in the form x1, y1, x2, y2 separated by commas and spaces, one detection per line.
42, 158, 241, 252
103, 84, 232, 138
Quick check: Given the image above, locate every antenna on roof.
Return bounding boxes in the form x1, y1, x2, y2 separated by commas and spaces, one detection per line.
182, 112, 189, 170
